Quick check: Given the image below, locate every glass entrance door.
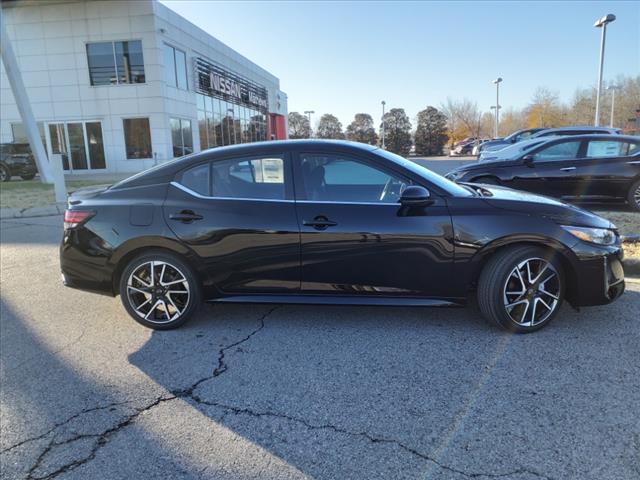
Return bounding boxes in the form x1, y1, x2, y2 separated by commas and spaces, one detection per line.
46, 121, 106, 171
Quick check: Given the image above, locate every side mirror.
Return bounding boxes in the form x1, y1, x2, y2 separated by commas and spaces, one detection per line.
522, 154, 534, 166
400, 185, 431, 206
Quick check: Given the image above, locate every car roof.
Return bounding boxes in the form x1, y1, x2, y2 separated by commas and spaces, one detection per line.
113, 140, 379, 189
532, 126, 620, 137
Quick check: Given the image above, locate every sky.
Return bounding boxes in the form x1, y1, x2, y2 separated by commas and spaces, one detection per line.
161, 1, 640, 127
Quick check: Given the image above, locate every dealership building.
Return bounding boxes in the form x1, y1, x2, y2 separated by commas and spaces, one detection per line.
0, 0, 288, 175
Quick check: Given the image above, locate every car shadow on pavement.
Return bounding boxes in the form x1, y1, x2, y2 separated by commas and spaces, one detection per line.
125, 290, 640, 479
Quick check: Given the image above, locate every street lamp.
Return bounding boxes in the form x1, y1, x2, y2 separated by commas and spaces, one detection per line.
594, 13, 616, 126
304, 110, 314, 137
607, 84, 620, 128
381, 101, 386, 149
492, 77, 502, 138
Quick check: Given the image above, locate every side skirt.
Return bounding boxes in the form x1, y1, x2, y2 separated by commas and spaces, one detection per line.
207, 294, 466, 307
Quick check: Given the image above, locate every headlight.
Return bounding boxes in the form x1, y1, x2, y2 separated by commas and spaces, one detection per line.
561, 225, 616, 245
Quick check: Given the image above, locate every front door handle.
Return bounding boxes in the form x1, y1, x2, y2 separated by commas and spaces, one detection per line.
559, 167, 576, 172
169, 210, 203, 223
303, 216, 337, 231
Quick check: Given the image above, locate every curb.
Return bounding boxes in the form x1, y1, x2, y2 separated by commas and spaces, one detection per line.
0, 204, 65, 219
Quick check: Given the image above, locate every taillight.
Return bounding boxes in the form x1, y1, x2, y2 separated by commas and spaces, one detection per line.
64, 210, 95, 230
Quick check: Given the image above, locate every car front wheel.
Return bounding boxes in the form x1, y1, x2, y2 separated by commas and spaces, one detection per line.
0, 165, 11, 182
478, 246, 564, 333
628, 179, 640, 212
119, 251, 201, 330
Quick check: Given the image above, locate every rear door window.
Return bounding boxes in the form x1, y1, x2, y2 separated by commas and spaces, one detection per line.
179, 163, 210, 196
212, 156, 286, 200
585, 140, 640, 158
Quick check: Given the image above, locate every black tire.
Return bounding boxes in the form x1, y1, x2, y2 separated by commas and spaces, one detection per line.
477, 246, 564, 333
472, 176, 499, 185
627, 178, 640, 212
0, 165, 11, 182
21, 174, 36, 181
119, 251, 202, 330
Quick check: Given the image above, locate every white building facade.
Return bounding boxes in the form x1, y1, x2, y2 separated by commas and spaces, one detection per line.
0, 0, 288, 175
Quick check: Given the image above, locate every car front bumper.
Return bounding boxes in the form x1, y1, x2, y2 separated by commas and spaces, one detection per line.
571, 247, 625, 307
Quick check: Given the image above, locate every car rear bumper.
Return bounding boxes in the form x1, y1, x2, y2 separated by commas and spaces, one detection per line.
571, 249, 625, 306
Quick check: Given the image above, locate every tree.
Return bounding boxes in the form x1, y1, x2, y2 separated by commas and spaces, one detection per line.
414, 106, 448, 155
380, 108, 412, 155
441, 97, 483, 145
345, 113, 378, 145
525, 87, 564, 128
288, 112, 311, 139
316, 114, 345, 139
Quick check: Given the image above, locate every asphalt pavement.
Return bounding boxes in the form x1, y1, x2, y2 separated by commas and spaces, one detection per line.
1, 215, 639, 480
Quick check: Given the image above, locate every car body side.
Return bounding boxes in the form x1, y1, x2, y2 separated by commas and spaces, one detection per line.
60, 141, 624, 309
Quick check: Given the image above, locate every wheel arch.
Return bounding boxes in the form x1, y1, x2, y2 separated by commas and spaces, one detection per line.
469, 236, 580, 305
110, 237, 201, 295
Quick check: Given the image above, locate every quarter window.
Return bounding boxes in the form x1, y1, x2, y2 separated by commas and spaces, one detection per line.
533, 141, 581, 161
164, 44, 188, 90
299, 154, 409, 203
212, 156, 285, 200
87, 41, 145, 85
123, 118, 152, 159
170, 118, 193, 158
180, 163, 210, 196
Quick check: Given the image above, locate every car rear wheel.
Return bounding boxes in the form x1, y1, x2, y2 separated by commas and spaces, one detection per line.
478, 246, 564, 333
628, 179, 640, 212
0, 165, 11, 182
119, 251, 201, 330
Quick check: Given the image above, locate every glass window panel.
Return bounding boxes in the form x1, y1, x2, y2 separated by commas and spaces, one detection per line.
175, 49, 187, 90
67, 123, 88, 170
206, 112, 216, 149
585, 140, 626, 158
114, 41, 145, 84
533, 141, 581, 161
182, 119, 192, 154
299, 154, 409, 203
123, 118, 152, 159
85, 122, 106, 169
48, 124, 69, 170
170, 117, 182, 157
198, 110, 208, 150
164, 43, 177, 87
212, 156, 285, 199
179, 163, 210, 196
86, 42, 116, 85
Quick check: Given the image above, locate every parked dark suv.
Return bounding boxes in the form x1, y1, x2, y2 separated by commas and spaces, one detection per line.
0, 143, 38, 182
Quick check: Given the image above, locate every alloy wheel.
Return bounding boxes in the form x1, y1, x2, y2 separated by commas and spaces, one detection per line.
0, 168, 7, 182
634, 184, 640, 208
503, 257, 560, 327
126, 260, 190, 324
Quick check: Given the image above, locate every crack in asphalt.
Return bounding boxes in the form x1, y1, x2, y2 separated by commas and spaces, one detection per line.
12, 306, 279, 480
9, 304, 553, 480
182, 396, 556, 480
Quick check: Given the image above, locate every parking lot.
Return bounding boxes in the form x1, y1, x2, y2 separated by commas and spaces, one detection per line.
1, 213, 639, 480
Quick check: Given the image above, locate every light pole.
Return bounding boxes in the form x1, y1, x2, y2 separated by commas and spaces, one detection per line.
607, 85, 619, 128
381, 101, 386, 149
594, 14, 616, 126
304, 110, 314, 137
492, 77, 502, 138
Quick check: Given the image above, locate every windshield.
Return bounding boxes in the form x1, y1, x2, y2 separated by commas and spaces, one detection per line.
374, 149, 473, 197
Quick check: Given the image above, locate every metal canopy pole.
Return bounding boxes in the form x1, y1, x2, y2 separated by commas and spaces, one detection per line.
1, 8, 65, 202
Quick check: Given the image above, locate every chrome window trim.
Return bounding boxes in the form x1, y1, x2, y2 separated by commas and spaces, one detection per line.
171, 182, 400, 206
296, 200, 400, 206
170, 181, 293, 203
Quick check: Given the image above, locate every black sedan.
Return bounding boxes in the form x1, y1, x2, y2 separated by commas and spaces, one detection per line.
60, 140, 625, 333
447, 134, 640, 211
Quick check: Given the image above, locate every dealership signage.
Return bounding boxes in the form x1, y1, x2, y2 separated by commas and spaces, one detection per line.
196, 57, 268, 111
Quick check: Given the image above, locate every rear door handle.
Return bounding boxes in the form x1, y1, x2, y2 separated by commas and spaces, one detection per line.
627, 160, 640, 165
169, 210, 203, 222
303, 216, 337, 230
559, 167, 576, 172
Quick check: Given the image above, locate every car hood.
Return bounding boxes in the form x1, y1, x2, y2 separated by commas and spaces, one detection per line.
469, 184, 614, 229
